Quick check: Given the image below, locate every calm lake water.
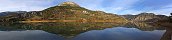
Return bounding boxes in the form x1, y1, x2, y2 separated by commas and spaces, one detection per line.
0, 22, 170, 40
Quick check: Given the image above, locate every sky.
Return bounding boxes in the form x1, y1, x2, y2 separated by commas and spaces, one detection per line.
0, 0, 172, 16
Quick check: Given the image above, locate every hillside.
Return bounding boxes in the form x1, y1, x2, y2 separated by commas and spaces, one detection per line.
134, 13, 169, 22
0, 1, 127, 22
122, 12, 169, 22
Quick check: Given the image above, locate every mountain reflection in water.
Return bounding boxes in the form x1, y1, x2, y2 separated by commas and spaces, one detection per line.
0, 22, 170, 40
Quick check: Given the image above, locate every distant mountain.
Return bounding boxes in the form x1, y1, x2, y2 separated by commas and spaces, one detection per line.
133, 13, 159, 22
0, 11, 27, 16
122, 12, 169, 22
134, 13, 169, 22
0, 12, 6, 16
0, 1, 127, 22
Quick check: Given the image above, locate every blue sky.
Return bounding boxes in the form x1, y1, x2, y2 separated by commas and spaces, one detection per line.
0, 0, 172, 15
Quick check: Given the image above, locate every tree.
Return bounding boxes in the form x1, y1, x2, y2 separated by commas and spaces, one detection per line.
170, 13, 172, 22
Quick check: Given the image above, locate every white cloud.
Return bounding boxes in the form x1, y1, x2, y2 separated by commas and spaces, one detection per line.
147, 8, 172, 16
118, 10, 143, 15
102, 0, 140, 14
72, 0, 104, 11
72, 0, 140, 14
145, 4, 172, 16
0, 0, 55, 12
164, 4, 172, 8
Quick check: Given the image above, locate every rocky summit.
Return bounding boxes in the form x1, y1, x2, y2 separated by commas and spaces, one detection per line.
58, 1, 80, 7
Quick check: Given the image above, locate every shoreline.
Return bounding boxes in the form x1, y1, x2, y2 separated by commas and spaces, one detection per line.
18, 20, 128, 23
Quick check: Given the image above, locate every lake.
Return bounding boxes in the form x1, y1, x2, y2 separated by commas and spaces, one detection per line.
0, 22, 170, 40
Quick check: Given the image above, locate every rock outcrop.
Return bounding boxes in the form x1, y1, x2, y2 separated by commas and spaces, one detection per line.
59, 1, 80, 7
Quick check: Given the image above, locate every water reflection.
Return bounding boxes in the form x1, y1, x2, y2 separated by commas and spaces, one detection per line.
0, 30, 64, 40
0, 22, 170, 40
73, 27, 165, 40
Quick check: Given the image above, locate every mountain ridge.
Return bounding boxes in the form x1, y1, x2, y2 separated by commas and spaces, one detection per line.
0, 1, 128, 23
121, 12, 169, 22
0, 1, 171, 23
